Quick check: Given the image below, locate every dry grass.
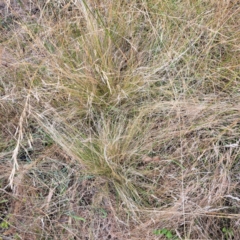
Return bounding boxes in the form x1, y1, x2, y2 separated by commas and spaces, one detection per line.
0, 0, 240, 239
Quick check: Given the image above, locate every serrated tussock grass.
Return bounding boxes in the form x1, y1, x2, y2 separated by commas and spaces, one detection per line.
0, 0, 240, 239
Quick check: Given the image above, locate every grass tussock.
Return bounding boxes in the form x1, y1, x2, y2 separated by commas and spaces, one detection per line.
0, 0, 240, 239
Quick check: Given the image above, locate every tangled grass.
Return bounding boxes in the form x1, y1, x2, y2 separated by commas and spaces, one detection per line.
0, 0, 240, 239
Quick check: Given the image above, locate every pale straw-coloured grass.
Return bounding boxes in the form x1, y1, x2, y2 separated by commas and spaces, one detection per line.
0, 0, 239, 239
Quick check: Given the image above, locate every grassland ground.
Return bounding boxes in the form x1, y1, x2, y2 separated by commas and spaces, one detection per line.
0, 0, 240, 239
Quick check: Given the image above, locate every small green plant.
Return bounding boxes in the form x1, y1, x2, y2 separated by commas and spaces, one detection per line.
222, 227, 234, 239
97, 208, 108, 218
13, 233, 21, 240
153, 228, 179, 239
0, 199, 8, 204
67, 213, 86, 223
0, 219, 9, 229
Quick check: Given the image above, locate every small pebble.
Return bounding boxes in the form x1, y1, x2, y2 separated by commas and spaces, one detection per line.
142, 156, 152, 163
152, 156, 160, 161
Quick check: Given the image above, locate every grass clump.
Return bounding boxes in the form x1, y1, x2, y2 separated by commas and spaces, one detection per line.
0, 0, 240, 239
